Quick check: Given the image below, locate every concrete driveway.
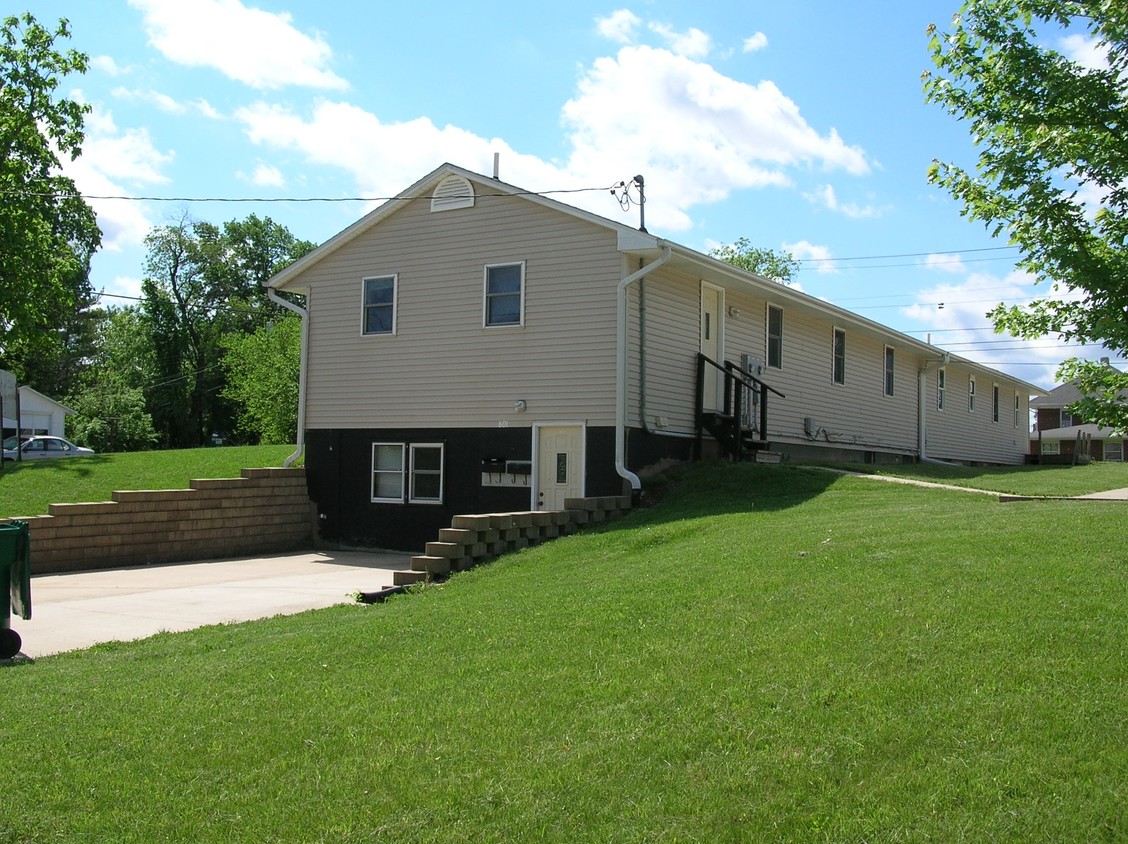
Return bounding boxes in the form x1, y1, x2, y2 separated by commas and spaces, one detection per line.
8, 550, 410, 659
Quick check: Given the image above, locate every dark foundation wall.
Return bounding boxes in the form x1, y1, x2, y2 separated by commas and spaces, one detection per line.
626, 428, 695, 475
306, 426, 626, 552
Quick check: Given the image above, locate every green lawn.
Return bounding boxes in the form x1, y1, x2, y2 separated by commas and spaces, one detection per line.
1, 462, 1125, 842
817, 459, 1128, 497
0, 445, 296, 518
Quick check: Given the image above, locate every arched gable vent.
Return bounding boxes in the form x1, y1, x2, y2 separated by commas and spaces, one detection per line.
430, 175, 475, 212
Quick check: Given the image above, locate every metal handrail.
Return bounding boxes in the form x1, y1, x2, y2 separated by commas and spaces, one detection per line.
695, 353, 785, 461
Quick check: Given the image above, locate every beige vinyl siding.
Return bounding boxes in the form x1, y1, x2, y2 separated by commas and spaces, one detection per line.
923, 365, 1030, 464
748, 306, 918, 453
627, 267, 702, 431
302, 195, 623, 429
634, 272, 918, 452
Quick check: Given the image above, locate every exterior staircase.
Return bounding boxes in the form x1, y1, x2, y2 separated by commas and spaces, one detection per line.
394, 495, 632, 585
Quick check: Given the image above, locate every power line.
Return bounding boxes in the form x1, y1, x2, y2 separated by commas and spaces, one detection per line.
801, 244, 1020, 263
2, 184, 620, 204
2, 182, 1034, 270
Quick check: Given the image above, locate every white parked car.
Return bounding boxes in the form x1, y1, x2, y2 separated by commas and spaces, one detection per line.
2, 435, 95, 461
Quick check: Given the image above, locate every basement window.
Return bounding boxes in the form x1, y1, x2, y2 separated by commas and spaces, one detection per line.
371, 442, 445, 504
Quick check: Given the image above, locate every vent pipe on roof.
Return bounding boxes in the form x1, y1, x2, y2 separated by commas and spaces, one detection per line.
493, 152, 500, 180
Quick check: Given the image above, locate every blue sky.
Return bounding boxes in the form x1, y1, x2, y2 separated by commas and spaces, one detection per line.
25, 0, 1123, 388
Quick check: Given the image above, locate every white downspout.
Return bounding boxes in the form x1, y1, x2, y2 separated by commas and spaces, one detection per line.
918, 352, 953, 465
268, 288, 309, 468
616, 246, 673, 494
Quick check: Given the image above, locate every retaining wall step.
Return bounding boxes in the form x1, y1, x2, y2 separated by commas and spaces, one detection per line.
411, 555, 451, 575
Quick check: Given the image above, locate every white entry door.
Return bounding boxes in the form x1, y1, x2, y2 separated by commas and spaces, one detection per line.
700, 283, 725, 411
536, 425, 583, 511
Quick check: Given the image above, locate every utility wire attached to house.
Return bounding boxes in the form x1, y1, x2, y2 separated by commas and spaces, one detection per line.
610, 175, 647, 232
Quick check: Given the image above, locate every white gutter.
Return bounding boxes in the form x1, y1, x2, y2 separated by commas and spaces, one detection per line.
918, 352, 953, 466
616, 246, 673, 493
268, 288, 309, 468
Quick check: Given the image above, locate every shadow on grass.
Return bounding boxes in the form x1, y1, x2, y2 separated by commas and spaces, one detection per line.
620, 462, 840, 526
0, 455, 109, 480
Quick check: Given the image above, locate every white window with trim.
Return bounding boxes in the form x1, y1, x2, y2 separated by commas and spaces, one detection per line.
371, 442, 445, 504
362, 275, 397, 335
968, 376, 976, 412
1014, 393, 1021, 428
484, 262, 524, 327
1104, 441, 1123, 462
1060, 409, 1078, 427
1041, 440, 1060, 455
883, 346, 895, 396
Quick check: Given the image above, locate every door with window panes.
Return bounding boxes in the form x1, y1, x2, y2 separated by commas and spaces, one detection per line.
537, 426, 582, 511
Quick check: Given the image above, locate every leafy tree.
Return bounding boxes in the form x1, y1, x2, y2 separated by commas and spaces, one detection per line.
66, 385, 157, 453
924, 0, 1128, 426
65, 306, 158, 452
709, 239, 800, 284
12, 290, 103, 399
0, 14, 101, 372
220, 315, 301, 444
139, 214, 314, 446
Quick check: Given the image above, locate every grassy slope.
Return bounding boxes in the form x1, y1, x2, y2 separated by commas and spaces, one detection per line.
0, 445, 295, 518
829, 459, 1128, 496
1, 463, 1125, 842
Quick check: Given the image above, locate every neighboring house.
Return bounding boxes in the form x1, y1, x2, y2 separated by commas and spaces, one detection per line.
266, 163, 1041, 550
1030, 370, 1126, 462
0, 386, 75, 438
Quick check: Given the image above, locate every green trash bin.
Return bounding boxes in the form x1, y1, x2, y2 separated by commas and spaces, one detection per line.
0, 520, 31, 659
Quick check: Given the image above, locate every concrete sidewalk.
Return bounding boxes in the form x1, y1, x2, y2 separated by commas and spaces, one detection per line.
7, 550, 410, 659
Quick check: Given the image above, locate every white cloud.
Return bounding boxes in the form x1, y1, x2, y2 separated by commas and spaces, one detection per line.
560, 46, 869, 229
742, 32, 768, 53
191, 99, 222, 120
111, 86, 224, 120
924, 253, 967, 273
58, 105, 173, 252
595, 9, 640, 44
238, 161, 286, 188
1059, 33, 1108, 70
898, 269, 1073, 385
234, 101, 562, 207
81, 109, 174, 185
649, 23, 712, 58
805, 183, 886, 218
91, 55, 128, 76
103, 276, 145, 302
235, 41, 870, 233
784, 240, 837, 275
128, 0, 348, 90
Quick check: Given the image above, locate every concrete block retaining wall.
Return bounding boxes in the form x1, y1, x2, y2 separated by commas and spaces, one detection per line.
5, 468, 315, 574
395, 494, 633, 585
